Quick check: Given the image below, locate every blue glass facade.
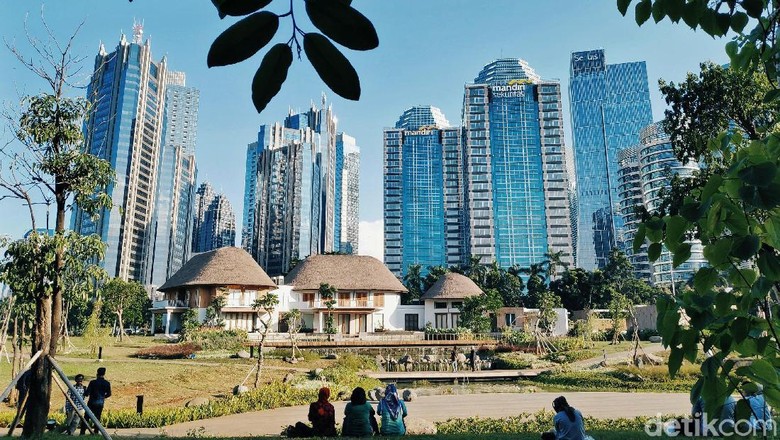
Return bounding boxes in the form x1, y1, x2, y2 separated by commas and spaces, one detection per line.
464, 59, 574, 269
383, 106, 464, 276
71, 35, 167, 282
569, 49, 653, 270
243, 100, 355, 276
638, 123, 706, 285
335, 133, 359, 254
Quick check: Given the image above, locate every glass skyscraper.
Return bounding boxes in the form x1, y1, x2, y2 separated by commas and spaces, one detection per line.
638, 123, 706, 285
616, 145, 652, 280
463, 59, 574, 269
243, 99, 358, 276
569, 49, 653, 270
145, 71, 199, 287
71, 26, 168, 282
192, 182, 236, 252
383, 106, 466, 276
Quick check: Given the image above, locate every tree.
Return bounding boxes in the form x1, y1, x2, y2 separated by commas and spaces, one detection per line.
422, 265, 448, 292
458, 289, 503, 334
522, 263, 547, 308
0, 18, 114, 436
252, 292, 279, 388
206, 0, 379, 113
542, 248, 570, 282
537, 290, 563, 336
318, 283, 337, 335
82, 300, 109, 356
462, 255, 487, 287
620, 0, 780, 422
607, 291, 631, 345
402, 264, 424, 304
100, 278, 148, 342
204, 295, 226, 327
549, 268, 598, 311
284, 308, 303, 359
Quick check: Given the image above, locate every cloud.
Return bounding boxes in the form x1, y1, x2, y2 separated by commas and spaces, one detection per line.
358, 219, 383, 262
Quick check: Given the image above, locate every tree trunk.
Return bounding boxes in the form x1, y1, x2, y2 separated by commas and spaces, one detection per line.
50, 191, 66, 355
22, 295, 52, 438
10, 317, 19, 405
117, 310, 124, 342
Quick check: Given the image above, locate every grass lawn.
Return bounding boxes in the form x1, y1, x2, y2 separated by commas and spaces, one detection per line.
35, 432, 780, 439
0, 336, 330, 412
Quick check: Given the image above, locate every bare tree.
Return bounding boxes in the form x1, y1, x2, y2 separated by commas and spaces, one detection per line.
252, 292, 279, 388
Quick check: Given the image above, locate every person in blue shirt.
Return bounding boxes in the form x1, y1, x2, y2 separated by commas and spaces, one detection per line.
744, 386, 773, 434
691, 395, 736, 435
377, 384, 407, 435
541, 396, 590, 440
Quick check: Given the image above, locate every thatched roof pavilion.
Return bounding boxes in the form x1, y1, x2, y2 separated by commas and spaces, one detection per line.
284, 254, 407, 292
159, 247, 276, 291
420, 272, 483, 300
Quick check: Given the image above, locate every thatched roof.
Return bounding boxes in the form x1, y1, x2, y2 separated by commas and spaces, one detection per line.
284, 255, 407, 292
159, 247, 276, 291
421, 272, 483, 300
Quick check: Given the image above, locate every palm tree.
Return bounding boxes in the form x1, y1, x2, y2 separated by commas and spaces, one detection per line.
402, 264, 423, 304
542, 248, 570, 282
463, 255, 487, 287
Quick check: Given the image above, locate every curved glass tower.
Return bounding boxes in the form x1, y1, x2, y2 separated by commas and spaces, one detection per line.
638, 123, 706, 285
617, 145, 652, 280
464, 59, 574, 269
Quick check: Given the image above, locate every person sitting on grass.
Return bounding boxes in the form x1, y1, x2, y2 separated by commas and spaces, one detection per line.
342, 387, 377, 437
541, 396, 591, 440
377, 384, 407, 436
309, 387, 337, 437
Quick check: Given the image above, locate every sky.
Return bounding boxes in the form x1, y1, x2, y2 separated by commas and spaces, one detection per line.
0, 1, 729, 261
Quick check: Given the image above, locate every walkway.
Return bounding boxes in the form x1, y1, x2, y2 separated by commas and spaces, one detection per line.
115, 392, 690, 437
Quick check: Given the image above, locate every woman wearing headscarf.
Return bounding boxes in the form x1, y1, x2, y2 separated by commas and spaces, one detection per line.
342, 387, 376, 437
308, 387, 337, 436
377, 384, 408, 435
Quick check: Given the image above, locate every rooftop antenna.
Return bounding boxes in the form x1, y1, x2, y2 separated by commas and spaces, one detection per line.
132, 19, 144, 44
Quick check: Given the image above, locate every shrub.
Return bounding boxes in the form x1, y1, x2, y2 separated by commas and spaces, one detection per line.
637, 328, 660, 341
135, 342, 202, 359
543, 348, 602, 364
492, 352, 552, 370
186, 328, 248, 351
319, 353, 381, 392
526, 369, 696, 392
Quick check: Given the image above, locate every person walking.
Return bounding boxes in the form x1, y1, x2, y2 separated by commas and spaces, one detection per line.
470, 346, 477, 371
64, 374, 86, 435
80, 367, 111, 435
342, 387, 376, 437
450, 346, 458, 372
377, 384, 407, 435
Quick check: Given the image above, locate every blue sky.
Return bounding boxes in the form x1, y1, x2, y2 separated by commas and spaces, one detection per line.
0, 1, 728, 259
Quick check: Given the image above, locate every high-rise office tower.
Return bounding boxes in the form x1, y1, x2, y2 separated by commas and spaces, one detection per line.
569, 49, 653, 270
243, 99, 357, 276
616, 145, 652, 280
335, 133, 360, 254
463, 59, 574, 269
192, 182, 235, 252
145, 71, 199, 287
638, 123, 706, 285
383, 106, 466, 276
71, 24, 167, 282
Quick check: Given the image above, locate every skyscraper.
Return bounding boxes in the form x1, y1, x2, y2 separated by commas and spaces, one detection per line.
192, 182, 235, 252
383, 106, 466, 276
145, 71, 199, 287
569, 49, 653, 270
637, 123, 706, 285
71, 25, 167, 282
463, 59, 574, 269
243, 99, 358, 276
335, 133, 360, 254
616, 145, 652, 280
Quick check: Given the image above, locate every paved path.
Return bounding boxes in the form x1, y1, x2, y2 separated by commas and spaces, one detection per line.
115, 392, 690, 437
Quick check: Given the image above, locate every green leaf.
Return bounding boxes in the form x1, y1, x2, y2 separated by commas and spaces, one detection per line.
751, 276, 773, 300
681, 0, 701, 29
701, 174, 723, 201
703, 238, 733, 269
304, 33, 361, 100
738, 162, 777, 187
732, 316, 750, 343
211, 0, 272, 19
668, 347, 684, 377
633, 223, 647, 253
764, 88, 780, 103
680, 199, 704, 222
715, 12, 732, 35
749, 359, 778, 384
251, 44, 293, 113
666, 0, 684, 21
730, 235, 761, 260
764, 217, 780, 249
652, 0, 666, 22
635, 0, 652, 25
207, 11, 279, 67
618, 0, 633, 16
690, 377, 704, 405
694, 267, 718, 293
664, 215, 688, 250
648, 242, 662, 262
764, 385, 780, 409
673, 243, 692, 268
730, 11, 750, 32
757, 250, 780, 281
698, 8, 718, 36
756, 182, 780, 209
305, 0, 379, 51
742, 0, 765, 19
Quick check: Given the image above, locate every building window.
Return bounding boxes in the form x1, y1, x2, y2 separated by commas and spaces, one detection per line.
338, 292, 350, 307
374, 292, 384, 307
302, 293, 314, 307
451, 302, 463, 309
505, 313, 517, 327
404, 314, 419, 331
356, 291, 368, 307
435, 313, 448, 328
434, 301, 447, 309
450, 313, 460, 329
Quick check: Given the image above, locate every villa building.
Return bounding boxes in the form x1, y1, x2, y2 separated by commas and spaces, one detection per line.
152, 247, 277, 333
420, 272, 482, 329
